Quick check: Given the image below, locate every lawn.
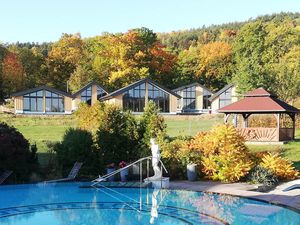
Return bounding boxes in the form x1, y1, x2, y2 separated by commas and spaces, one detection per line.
1, 112, 300, 169
0, 113, 75, 152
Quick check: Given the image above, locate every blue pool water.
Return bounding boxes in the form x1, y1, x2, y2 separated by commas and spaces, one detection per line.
0, 182, 299, 225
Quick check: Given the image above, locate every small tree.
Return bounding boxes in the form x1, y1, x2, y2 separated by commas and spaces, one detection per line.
138, 101, 167, 157
0, 122, 38, 182
54, 128, 98, 177
198, 124, 253, 182
75, 101, 104, 133
96, 104, 140, 165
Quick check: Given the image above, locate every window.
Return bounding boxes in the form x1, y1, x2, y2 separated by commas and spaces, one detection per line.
148, 83, 169, 113
219, 88, 232, 108
45, 91, 64, 112
81, 87, 92, 105
123, 83, 145, 112
23, 91, 43, 112
97, 86, 106, 99
182, 86, 196, 110
175, 91, 181, 109
203, 89, 212, 109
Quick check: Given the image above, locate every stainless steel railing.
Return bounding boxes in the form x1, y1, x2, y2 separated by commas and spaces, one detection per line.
91, 156, 168, 186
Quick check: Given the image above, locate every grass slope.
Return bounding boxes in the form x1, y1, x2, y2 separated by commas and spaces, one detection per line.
1, 113, 300, 169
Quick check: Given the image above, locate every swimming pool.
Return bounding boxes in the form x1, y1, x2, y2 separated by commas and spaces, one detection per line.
0, 182, 299, 224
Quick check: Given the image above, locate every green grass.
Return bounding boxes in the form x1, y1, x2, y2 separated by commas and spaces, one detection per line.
1, 112, 300, 169
0, 113, 74, 152
165, 115, 223, 137
16, 125, 71, 152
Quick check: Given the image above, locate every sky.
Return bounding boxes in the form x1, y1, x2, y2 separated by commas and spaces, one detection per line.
0, 0, 299, 43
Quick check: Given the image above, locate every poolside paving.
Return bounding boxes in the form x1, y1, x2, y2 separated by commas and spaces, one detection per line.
169, 181, 300, 211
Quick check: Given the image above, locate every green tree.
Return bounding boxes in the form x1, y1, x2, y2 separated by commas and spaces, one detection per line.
96, 104, 140, 164
232, 21, 270, 94
138, 101, 167, 157
273, 46, 300, 102
54, 128, 98, 177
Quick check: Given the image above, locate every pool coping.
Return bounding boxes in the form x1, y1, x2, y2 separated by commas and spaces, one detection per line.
169, 181, 300, 214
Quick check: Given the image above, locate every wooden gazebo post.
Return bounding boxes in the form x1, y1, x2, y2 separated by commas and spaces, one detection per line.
218, 87, 300, 143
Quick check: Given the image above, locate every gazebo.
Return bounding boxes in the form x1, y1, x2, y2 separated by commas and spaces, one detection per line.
218, 88, 300, 142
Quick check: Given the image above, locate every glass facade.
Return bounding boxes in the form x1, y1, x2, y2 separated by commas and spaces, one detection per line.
23, 90, 65, 113
23, 91, 43, 112
123, 83, 146, 112
97, 86, 107, 99
203, 89, 212, 109
182, 86, 196, 110
45, 91, 64, 112
81, 87, 92, 105
148, 83, 170, 113
122, 82, 170, 113
219, 87, 232, 108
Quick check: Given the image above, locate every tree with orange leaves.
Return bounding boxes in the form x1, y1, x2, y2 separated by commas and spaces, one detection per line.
1, 51, 24, 97
197, 41, 233, 91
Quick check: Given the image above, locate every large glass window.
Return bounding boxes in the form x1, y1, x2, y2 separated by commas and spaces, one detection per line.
97, 86, 106, 99
182, 86, 196, 110
23, 91, 43, 112
148, 83, 170, 113
203, 89, 212, 109
45, 91, 64, 112
81, 87, 92, 105
123, 83, 145, 112
219, 88, 232, 108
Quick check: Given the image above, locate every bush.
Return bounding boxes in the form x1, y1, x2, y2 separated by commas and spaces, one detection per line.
54, 128, 99, 177
75, 101, 104, 133
96, 104, 140, 165
260, 152, 299, 180
246, 165, 279, 187
199, 124, 252, 182
0, 122, 38, 182
160, 138, 188, 179
139, 101, 167, 157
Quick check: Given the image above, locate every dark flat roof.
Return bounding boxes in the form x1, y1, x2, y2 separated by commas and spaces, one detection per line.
72, 81, 109, 97
172, 82, 213, 94
11, 86, 73, 98
209, 84, 235, 101
100, 78, 181, 101
218, 88, 300, 114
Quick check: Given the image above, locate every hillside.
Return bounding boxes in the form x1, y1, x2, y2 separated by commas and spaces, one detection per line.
0, 12, 300, 103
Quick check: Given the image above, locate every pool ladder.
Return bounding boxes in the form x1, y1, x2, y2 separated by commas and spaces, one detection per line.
91, 156, 168, 187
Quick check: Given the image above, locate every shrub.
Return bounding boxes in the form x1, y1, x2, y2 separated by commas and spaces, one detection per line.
96, 104, 140, 165
260, 153, 299, 180
139, 101, 167, 157
75, 101, 104, 133
54, 128, 99, 177
160, 138, 188, 179
199, 124, 253, 182
246, 165, 279, 187
0, 122, 38, 182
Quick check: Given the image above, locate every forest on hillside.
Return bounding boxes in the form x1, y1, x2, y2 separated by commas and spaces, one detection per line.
0, 12, 300, 103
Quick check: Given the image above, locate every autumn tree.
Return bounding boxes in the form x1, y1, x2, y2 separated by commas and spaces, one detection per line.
1, 51, 24, 96
47, 33, 84, 90
233, 17, 300, 97
90, 28, 176, 90
273, 46, 300, 102
197, 41, 233, 91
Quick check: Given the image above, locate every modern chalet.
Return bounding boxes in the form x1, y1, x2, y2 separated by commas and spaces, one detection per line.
209, 84, 239, 113
172, 82, 213, 113
101, 78, 180, 114
11, 79, 239, 115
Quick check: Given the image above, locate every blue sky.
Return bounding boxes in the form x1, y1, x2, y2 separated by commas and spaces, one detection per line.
0, 0, 299, 43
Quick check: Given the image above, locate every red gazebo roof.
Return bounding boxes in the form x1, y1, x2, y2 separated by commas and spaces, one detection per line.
218, 88, 300, 114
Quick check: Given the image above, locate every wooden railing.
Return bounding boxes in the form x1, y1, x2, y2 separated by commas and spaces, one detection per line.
237, 127, 294, 142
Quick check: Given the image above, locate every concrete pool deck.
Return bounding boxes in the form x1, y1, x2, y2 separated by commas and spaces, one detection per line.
169, 181, 300, 211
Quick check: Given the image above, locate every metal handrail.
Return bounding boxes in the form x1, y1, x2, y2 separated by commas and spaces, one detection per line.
91, 156, 168, 186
